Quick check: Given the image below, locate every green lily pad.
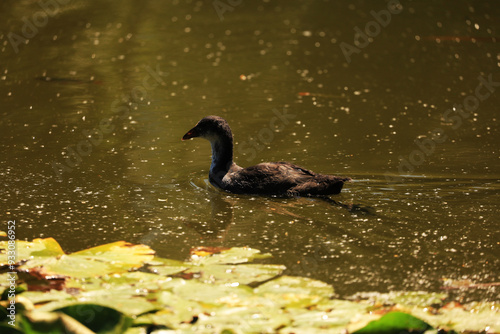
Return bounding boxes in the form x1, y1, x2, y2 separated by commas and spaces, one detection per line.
174, 280, 253, 305
134, 310, 176, 330
193, 305, 291, 333
190, 247, 272, 266
146, 257, 192, 276
152, 290, 209, 324
352, 291, 447, 308
353, 311, 432, 334
0, 238, 64, 265
124, 327, 148, 334
413, 302, 500, 333
38, 291, 158, 317
19, 241, 155, 278
187, 263, 285, 285
254, 276, 334, 308
64, 271, 168, 294
2, 238, 499, 334
20, 290, 73, 305
0, 273, 18, 289
71, 242, 154, 266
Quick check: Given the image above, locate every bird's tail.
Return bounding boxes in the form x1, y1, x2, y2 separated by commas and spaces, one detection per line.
316, 175, 351, 195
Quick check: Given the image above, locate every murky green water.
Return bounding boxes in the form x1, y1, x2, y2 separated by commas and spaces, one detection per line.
1, 0, 499, 300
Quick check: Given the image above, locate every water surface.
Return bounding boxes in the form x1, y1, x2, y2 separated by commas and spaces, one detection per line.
1, 0, 499, 300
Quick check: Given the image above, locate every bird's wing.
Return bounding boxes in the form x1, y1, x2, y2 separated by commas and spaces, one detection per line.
225, 162, 316, 194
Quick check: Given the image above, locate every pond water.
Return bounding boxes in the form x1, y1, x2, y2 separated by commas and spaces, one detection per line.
1, 0, 499, 300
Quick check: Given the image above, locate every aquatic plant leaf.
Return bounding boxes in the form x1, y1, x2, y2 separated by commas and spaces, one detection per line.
19, 241, 154, 278
0, 238, 64, 265
412, 302, 500, 333
190, 246, 231, 256
64, 271, 168, 293
280, 310, 348, 331
20, 290, 73, 305
0, 273, 19, 290
17, 311, 95, 334
351, 291, 447, 308
353, 311, 432, 334
123, 328, 147, 334
173, 280, 253, 305
284, 299, 373, 330
186, 263, 285, 285
254, 275, 334, 308
192, 306, 291, 333
189, 247, 272, 266
152, 290, 210, 324
4, 238, 499, 333
146, 257, 192, 276
56, 304, 133, 333
38, 292, 158, 317
71, 241, 154, 265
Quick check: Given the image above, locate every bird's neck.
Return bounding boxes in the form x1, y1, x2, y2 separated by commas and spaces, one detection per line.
209, 136, 234, 177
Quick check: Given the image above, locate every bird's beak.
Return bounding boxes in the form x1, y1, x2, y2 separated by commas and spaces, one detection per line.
182, 127, 198, 141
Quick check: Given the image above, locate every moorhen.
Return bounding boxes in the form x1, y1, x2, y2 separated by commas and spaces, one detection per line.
182, 116, 350, 197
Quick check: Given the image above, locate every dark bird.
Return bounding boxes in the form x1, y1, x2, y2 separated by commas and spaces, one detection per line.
182, 116, 350, 197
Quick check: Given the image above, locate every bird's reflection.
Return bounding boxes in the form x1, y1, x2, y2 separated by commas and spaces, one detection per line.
182, 180, 375, 242
181, 188, 234, 241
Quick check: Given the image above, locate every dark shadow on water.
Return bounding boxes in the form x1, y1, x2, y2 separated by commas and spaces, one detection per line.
316, 196, 376, 216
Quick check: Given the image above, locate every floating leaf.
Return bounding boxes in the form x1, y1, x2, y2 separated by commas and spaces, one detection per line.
186, 263, 285, 285
0, 273, 18, 290
19, 241, 155, 278
134, 310, 177, 330
413, 301, 500, 333
0, 238, 64, 265
174, 280, 253, 306
193, 305, 291, 333
142, 290, 205, 326
254, 276, 334, 308
20, 290, 73, 305
353, 311, 432, 334
189, 247, 271, 266
38, 290, 158, 317
351, 291, 446, 308
71, 242, 154, 266
2, 238, 499, 333
146, 257, 192, 276
190, 246, 231, 257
